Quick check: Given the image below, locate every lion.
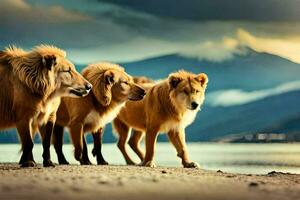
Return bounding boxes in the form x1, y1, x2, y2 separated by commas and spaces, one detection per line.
32, 46, 92, 167
0, 45, 91, 167
112, 70, 208, 167
52, 62, 146, 165
84, 76, 155, 165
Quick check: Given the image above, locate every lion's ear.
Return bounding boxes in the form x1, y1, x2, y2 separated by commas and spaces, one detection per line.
195, 73, 208, 88
42, 55, 57, 70
104, 71, 115, 85
94, 71, 114, 107
168, 75, 182, 89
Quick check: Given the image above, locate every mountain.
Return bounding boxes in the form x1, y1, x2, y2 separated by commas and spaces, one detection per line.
190, 89, 300, 141
119, 50, 300, 92
1, 50, 300, 143
263, 114, 300, 134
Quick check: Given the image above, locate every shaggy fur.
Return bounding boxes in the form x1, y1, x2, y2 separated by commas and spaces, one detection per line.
86, 76, 155, 165
113, 70, 208, 167
52, 62, 145, 165
0, 45, 91, 167
34, 46, 91, 167
5, 45, 66, 97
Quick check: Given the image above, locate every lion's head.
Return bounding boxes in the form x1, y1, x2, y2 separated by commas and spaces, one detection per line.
2, 45, 92, 98
82, 62, 145, 107
168, 70, 208, 111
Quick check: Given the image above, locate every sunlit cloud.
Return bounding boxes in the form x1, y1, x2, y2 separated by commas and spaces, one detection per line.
0, 0, 89, 23
180, 29, 300, 64
179, 29, 300, 64
237, 29, 300, 64
206, 81, 300, 107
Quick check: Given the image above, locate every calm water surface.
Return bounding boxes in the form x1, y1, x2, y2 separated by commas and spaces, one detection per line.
1, 143, 300, 174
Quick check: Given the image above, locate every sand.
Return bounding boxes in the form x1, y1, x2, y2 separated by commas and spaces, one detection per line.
0, 164, 299, 200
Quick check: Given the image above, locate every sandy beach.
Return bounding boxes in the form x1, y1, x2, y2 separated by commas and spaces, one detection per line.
0, 164, 299, 200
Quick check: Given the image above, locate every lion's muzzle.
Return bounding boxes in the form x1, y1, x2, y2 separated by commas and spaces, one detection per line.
128, 84, 146, 101
70, 83, 92, 97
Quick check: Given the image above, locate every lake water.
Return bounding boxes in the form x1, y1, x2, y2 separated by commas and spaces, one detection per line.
1, 143, 300, 175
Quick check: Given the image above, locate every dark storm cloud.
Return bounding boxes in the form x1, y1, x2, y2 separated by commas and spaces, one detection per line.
2, 0, 300, 63
99, 0, 300, 21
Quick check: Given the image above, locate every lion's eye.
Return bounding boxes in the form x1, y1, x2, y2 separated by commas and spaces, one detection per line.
62, 67, 71, 73
123, 81, 129, 85
184, 90, 189, 95
195, 90, 200, 93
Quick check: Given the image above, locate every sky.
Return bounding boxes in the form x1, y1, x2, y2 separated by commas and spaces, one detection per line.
1, 0, 300, 64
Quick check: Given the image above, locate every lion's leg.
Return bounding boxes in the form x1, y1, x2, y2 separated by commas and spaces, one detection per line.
92, 128, 108, 165
141, 126, 159, 167
167, 129, 199, 168
40, 121, 55, 167
80, 135, 92, 165
17, 120, 36, 167
117, 128, 135, 165
128, 130, 145, 162
52, 124, 69, 165
19, 149, 34, 165
69, 124, 84, 163
114, 118, 135, 165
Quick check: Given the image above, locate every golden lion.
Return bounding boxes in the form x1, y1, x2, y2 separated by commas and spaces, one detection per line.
52, 62, 145, 165
0, 45, 91, 167
113, 70, 208, 167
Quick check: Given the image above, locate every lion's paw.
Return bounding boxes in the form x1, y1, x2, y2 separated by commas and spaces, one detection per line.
140, 160, 156, 168
183, 161, 200, 169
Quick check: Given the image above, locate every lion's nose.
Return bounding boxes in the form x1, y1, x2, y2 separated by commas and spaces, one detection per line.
85, 83, 92, 91
191, 102, 199, 110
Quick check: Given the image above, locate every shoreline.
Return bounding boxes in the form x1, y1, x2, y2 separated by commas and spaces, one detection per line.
1, 143, 300, 175
0, 163, 299, 200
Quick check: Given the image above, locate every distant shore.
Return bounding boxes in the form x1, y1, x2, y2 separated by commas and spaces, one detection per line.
0, 164, 299, 200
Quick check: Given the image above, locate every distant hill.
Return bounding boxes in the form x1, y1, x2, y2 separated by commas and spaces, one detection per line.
263, 115, 300, 134
1, 50, 300, 143
191, 90, 300, 141
119, 50, 300, 92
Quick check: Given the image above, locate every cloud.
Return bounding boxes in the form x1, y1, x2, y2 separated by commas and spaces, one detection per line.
179, 28, 300, 64
179, 37, 246, 62
67, 37, 180, 63
0, 0, 138, 49
67, 35, 245, 64
2, 1, 300, 63
98, 0, 300, 21
1, 0, 89, 23
237, 29, 300, 64
206, 81, 300, 107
